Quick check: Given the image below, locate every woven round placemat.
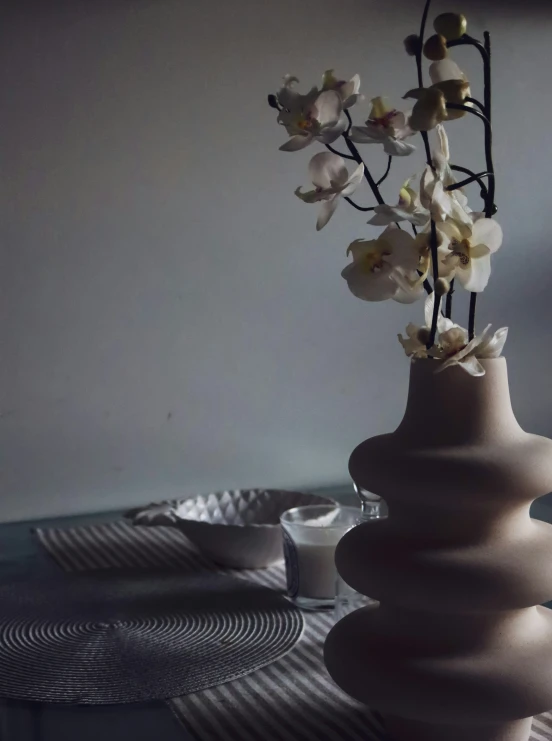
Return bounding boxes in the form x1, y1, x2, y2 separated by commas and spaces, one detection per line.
0, 570, 304, 704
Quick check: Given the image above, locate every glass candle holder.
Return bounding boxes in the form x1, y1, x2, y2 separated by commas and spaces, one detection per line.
280, 505, 360, 611
335, 486, 388, 620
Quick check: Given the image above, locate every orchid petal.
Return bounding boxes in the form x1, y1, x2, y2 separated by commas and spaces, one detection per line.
341, 263, 397, 302
313, 90, 342, 127
319, 114, 348, 143
429, 59, 465, 84
478, 326, 509, 358
308, 152, 347, 190
459, 356, 486, 376
316, 197, 340, 230
294, 186, 329, 204
383, 138, 416, 157
458, 251, 492, 292
340, 162, 365, 195
471, 218, 503, 254
349, 125, 386, 144
392, 271, 426, 304
280, 134, 312, 152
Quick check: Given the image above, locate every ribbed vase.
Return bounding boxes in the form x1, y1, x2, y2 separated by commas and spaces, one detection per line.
324, 358, 552, 741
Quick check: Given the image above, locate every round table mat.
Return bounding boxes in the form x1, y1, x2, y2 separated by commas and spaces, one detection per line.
0, 570, 304, 704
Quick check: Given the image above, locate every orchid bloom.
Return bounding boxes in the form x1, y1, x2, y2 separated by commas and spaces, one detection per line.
398, 294, 508, 376
369, 178, 429, 227
398, 323, 430, 359
398, 292, 437, 359
341, 226, 425, 304
436, 323, 509, 376
295, 153, 364, 230
277, 76, 347, 152
419, 125, 471, 224
404, 58, 471, 131
349, 97, 416, 157
322, 69, 361, 109
437, 213, 503, 292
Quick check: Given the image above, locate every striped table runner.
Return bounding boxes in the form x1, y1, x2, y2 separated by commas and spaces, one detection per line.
35, 521, 552, 741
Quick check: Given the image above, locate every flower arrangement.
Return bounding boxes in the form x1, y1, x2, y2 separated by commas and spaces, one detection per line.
267, 1, 508, 377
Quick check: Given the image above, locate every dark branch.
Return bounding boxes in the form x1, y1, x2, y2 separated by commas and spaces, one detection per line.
446, 172, 493, 192
447, 34, 489, 66
325, 143, 356, 160
468, 292, 477, 341
427, 220, 441, 349
376, 156, 392, 186
344, 197, 376, 212
450, 165, 489, 200
465, 96, 485, 113
445, 278, 454, 319
446, 103, 490, 126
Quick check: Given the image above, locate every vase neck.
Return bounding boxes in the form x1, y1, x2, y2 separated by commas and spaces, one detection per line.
396, 357, 521, 446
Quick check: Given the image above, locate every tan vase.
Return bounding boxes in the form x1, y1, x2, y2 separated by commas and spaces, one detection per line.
324, 358, 552, 741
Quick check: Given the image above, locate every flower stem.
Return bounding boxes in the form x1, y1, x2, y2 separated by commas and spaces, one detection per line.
450, 165, 489, 200
427, 219, 441, 349
343, 197, 376, 212
468, 292, 477, 341
446, 171, 493, 191
445, 278, 454, 319
417, 0, 432, 88
414, 0, 440, 349
377, 156, 393, 186
342, 132, 385, 206
325, 143, 356, 161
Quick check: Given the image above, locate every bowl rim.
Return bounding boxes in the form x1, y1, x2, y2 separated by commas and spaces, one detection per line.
172, 490, 336, 529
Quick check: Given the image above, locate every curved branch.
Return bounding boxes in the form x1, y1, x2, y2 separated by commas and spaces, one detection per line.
446, 103, 490, 126
465, 96, 485, 113
446, 171, 493, 192
376, 156, 392, 186
344, 197, 376, 213
325, 143, 356, 160
450, 166, 489, 199
447, 34, 488, 66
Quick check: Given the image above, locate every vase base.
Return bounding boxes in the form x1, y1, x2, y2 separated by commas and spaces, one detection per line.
383, 715, 533, 741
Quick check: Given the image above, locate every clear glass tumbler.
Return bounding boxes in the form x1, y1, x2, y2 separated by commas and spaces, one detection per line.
334, 487, 388, 620
280, 505, 361, 610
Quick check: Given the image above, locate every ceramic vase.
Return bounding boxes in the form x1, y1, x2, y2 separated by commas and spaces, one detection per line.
324, 358, 552, 741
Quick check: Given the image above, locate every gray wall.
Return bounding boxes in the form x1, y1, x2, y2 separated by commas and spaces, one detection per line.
2, 0, 552, 522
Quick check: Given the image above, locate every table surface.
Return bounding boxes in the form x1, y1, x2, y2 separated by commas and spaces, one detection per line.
0, 509, 189, 741
2, 498, 552, 741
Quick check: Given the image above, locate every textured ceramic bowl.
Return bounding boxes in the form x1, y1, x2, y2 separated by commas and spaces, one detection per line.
126, 489, 335, 569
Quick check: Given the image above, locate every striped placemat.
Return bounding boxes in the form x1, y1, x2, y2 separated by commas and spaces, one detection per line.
35, 521, 552, 741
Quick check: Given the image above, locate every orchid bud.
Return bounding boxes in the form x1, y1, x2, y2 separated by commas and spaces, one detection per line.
433, 79, 471, 120
434, 13, 468, 42
434, 278, 451, 296
408, 88, 447, 132
423, 34, 448, 61
404, 34, 422, 57
417, 327, 432, 345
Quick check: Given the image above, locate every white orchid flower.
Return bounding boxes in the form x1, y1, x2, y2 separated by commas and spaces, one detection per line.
349, 97, 416, 157
436, 323, 509, 377
277, 77, 347, 152
398, 292, 449, 359
437, 213, 503, 292
419, 125, 471, 224
322, 69, 361, 109
341, 226, 425, 304
404, 59, 471, 131
369, 178, 429, 227
398, 293, 509, 376
295, 153, 364, 231
398, 323, 429, 359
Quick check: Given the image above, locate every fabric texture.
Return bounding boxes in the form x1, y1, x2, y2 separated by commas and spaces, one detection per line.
36, 520, 552, 740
